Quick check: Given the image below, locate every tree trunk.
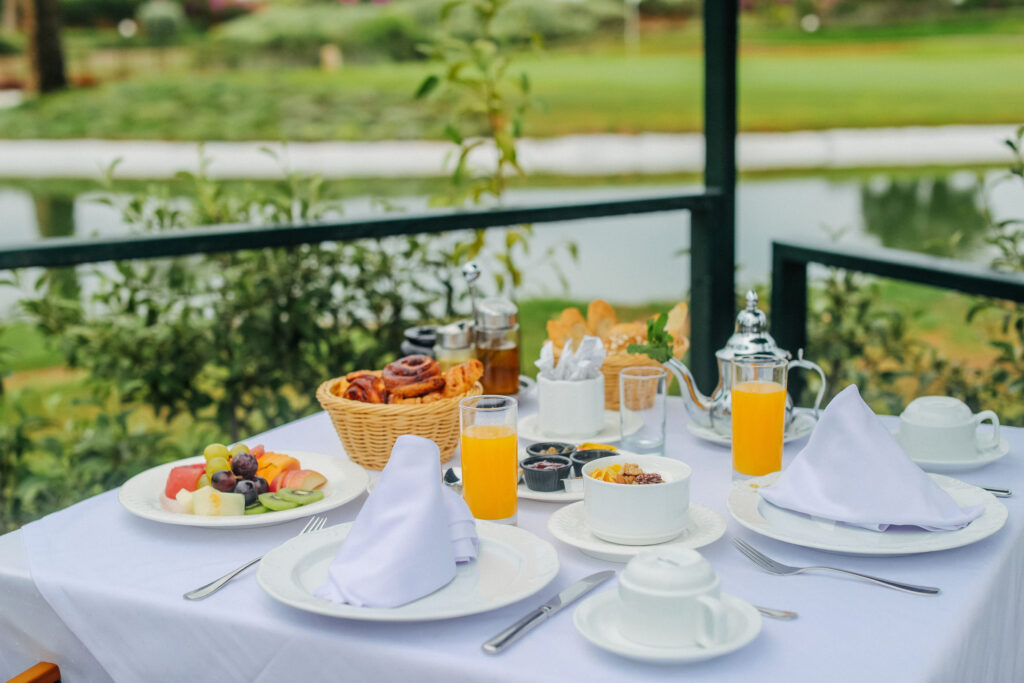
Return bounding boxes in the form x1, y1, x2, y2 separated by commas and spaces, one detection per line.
21, 0, 66, 94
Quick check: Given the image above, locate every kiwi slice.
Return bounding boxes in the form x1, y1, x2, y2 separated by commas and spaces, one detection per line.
258, 492, 299, 511
278, 488, 324, 506
244, 504, 269, 515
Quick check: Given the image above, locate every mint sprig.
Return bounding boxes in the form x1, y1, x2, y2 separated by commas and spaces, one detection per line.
626, 312, 675, 362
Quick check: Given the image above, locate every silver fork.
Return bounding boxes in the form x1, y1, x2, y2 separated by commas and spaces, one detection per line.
731, 538, 940, 596
184, 515, 327, 600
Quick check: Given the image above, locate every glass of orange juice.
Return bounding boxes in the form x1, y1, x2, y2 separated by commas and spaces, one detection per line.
731, 355, 788, 478
459, 395, 518, 524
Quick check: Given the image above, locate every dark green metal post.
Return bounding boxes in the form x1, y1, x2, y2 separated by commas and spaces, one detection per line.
771, 244, 809, 398
690, 0, 738, 393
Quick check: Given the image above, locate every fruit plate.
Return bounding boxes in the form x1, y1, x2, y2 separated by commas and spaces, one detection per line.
258, 520, 560, 621
118, 451, 369, 528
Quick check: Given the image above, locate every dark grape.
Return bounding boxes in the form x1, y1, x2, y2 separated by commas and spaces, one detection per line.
234, 479, 259, 507
231, 452, 259, 479
253, 477, 269, 495
211, 469, 237, 493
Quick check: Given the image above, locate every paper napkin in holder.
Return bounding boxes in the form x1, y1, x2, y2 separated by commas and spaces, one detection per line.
314, 435, 477, 607
758, 385, 983, 532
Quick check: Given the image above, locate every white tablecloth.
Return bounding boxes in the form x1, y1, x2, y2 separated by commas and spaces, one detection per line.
2, 396, 1023, 683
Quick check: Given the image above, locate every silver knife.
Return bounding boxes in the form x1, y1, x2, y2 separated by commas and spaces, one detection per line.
482, 570, 615, 654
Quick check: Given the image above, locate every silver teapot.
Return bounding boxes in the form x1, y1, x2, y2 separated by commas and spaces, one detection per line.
665, 290, 827, 437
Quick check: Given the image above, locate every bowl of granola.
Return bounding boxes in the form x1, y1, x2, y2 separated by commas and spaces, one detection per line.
582, 454, 691, 545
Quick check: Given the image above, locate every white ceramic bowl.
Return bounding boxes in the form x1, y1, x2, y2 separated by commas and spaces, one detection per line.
582, 454, 691, 545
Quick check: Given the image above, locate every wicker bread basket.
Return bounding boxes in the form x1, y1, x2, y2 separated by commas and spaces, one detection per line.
316, 378, 483, 470
552, 340, 686, 411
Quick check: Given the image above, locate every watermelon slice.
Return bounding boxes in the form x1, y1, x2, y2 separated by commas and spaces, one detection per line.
164, 463, 207, 499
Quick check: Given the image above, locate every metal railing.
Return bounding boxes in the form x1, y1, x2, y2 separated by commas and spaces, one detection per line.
770, 239, 1024, 394
0, 2, 738, 393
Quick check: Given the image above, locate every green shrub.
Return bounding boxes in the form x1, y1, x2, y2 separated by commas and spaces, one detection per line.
137, 0, 187, 46
210, 0, 622, 65
59, 0, 141, 27
0, 33, 21, 56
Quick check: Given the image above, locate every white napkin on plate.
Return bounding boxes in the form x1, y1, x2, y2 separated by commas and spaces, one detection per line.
314, 435, 478, 607
758, 385, 984, 532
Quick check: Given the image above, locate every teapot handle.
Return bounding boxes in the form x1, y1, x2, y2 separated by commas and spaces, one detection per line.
787, 349, 827, 420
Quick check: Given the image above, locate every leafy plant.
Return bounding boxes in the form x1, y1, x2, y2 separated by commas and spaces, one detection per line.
25, 151, 443, 443
806, 125, 1024, 424
414, 0, 576, 301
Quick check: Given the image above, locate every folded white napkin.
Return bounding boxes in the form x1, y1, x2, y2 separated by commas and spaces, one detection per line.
535, 336, 606, 380
759, 385, 984, 532
314, 435, 478, 607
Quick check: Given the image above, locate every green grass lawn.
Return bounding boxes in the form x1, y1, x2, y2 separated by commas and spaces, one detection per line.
1, 26, 1022, 141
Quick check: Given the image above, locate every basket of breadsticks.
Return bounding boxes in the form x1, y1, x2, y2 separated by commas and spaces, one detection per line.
546, 300, 689, 410
316, 355, 484, 470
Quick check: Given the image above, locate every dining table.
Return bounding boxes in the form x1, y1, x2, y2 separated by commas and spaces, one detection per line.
1, 393, 1021, 683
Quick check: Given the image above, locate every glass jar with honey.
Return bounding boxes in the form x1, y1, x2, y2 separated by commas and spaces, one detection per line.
474, 298, 520, 395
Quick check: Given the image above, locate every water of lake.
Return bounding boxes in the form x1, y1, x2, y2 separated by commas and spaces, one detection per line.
1, 169, 1022, 315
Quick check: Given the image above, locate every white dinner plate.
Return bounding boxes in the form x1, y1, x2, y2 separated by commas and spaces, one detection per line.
257, 521, 559, 621
118, 451, 369, 528
547, 501, 727, 563
727, 472, 1008, 556
574, 591, 761, 664
685, 409, 816, 447
518, 411, 642, 444
891, 430, 1011, 473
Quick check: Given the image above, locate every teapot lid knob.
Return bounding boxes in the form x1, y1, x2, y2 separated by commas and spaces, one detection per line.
735, 289, 768, 334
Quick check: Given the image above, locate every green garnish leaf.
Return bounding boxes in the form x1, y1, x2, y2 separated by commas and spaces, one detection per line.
626, 312, 675, 362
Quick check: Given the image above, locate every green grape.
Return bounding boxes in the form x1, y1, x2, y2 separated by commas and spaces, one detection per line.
206, 457, 230, 479
197, 473, 210, 489
203, 443, 230, 462
229, 443, 251, 456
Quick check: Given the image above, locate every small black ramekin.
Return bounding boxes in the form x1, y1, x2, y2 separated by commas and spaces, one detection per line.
520, 455, 573, 492
570, 449, 616, 477
525, 442, 577, 460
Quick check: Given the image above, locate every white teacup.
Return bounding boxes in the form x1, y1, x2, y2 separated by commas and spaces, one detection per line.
617, 548, 729, 649
538, 374, 604, 438
896, 396, 1000, 462
582, 454, 691, 545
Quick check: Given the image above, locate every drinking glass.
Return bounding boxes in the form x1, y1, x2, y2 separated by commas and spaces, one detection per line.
731, 355, 788, 477
459, 395, 518, 524
619, 366, 667, 454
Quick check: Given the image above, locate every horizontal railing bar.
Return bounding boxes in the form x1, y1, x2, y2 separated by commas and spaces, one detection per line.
773, 240, 1024, 301
0, 193, 712, 270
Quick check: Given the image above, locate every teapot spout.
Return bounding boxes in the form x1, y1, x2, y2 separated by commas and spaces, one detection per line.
663, 358, 714, 429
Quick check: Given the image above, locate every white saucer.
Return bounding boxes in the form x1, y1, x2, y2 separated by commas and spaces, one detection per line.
686, 409, 816, 447
519, 411, 641, 444
891, 431, 1011, 473
573, 591, 761, 664
547, 501, 727, 563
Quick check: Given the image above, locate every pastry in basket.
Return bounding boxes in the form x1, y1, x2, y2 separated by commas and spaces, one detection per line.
344, 374, 389, 404
338, 357, 483, 404
383, 355, 446, 398
442, 358, 484, 398
545, 299, 689, 359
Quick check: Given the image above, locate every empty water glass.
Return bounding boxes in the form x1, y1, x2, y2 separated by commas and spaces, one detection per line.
619, 366, 667, 454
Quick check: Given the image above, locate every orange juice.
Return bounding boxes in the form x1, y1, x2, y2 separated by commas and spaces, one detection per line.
732, 380, 786, 476
461, 424, 518, 520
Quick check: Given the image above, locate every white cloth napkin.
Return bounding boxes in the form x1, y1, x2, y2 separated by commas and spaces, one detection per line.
759, 385, 984, 531
535, 336, 606, 380
314, 435, 477, 607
